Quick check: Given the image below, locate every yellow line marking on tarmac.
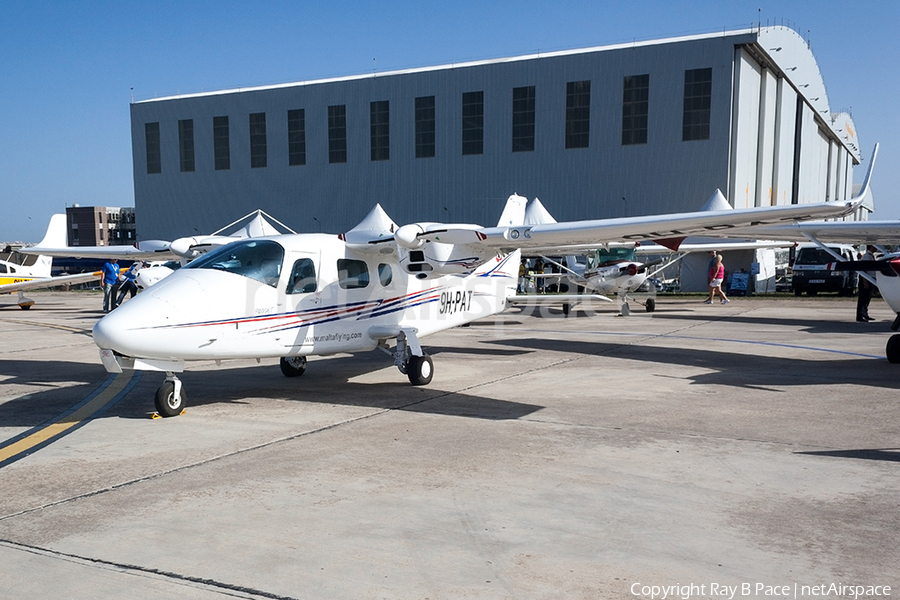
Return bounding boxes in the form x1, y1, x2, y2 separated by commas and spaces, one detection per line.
0, 372, 135, 464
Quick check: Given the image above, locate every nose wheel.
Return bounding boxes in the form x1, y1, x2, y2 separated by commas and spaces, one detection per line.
280, 356, 308, 377
154, 374, 186, 417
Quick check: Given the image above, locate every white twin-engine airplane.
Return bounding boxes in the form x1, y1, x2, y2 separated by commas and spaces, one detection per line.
92, 176, 872, 417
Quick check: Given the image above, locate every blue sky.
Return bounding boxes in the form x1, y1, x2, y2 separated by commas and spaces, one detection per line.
2, 0, 898, 243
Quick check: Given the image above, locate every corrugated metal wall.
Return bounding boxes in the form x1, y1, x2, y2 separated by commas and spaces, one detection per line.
130, 30, 857, 247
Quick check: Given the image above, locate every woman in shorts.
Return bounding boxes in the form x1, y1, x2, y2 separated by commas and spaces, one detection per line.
705, 254, 729, 304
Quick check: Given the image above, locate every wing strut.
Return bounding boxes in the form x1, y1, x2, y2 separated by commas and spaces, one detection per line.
803, 233, 877, 286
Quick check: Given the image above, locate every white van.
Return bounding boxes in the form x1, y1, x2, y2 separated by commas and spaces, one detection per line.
791, 244, 858, 296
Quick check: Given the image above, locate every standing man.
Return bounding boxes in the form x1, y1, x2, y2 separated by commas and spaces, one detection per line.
101, 258, 120, 313
856, 245, 878, 322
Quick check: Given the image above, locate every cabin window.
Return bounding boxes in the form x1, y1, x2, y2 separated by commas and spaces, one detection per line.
286, 258, 317, 294
186, 239, 284, 288
378, 263, 392, 286
337, 259, 369, 289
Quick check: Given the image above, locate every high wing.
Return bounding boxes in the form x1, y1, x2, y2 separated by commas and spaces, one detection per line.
19, 209, 296, 262
720, 220, 900, 245
20, 214, 175, 260
389, 143, 876, 256
0, 269, 102, 294
0, 269, 104, 309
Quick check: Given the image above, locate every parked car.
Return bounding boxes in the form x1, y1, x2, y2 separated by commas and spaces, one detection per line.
791, 244, 858, 296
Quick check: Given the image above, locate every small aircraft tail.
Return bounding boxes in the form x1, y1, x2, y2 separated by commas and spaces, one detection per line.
35, 214, 69, 249
496, 194, 528, 227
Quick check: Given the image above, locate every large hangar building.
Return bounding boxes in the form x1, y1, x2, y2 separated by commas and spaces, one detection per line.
130, 25, 865, 243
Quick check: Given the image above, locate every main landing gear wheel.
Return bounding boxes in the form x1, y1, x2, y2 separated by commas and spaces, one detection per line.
155, 380, 186, 417
645, 298, 656, 313
886, 335, 900, 364
280, 356, 307, 377
406, 354, 434, 386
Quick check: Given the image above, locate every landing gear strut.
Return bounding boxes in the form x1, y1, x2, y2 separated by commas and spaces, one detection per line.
619, 294, 655, 315
392, 329, 433, 385
155, 373, 186, 417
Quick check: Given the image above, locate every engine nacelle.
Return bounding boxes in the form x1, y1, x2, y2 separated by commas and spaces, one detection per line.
399, 241, 495, 279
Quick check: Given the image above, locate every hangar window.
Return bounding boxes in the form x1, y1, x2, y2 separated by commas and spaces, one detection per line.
565, 80, 590, 149
622, 74, 649, 145
214, 116, 230, 170
683, 68, 712, 141
179, 119, 195, 172
415, 96, 435, 158
145, 122, 161, 174
250, 113, 267, 168
370, 101, 390, 161
328, 105, 347, 163
462, 91, 484, 155
288, 109, 306, 166
337, 259, 369, 289
512, 86, 535, 152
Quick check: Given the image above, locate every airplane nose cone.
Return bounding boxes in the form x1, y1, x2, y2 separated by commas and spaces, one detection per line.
92, 313, 117, 350
92, 272, 212, 357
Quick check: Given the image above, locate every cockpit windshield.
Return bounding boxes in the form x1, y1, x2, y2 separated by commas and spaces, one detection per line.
590, 246, 636, 268
185, 239, 285, 287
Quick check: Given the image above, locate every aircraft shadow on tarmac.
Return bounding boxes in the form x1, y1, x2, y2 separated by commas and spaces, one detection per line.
0, 359, 112, 427
0, 347, 544, 428
796, 448, 900, 463
649, 312, 897, 335
483, 337, 896, 391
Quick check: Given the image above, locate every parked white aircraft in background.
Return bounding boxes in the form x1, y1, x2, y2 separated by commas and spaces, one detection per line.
0, 249, 108, 309
22, 209, 294, 263
19, 214, 175, 261
514, 195, 795, 315
92, 176, 870, 417
17, 209, 296, 294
